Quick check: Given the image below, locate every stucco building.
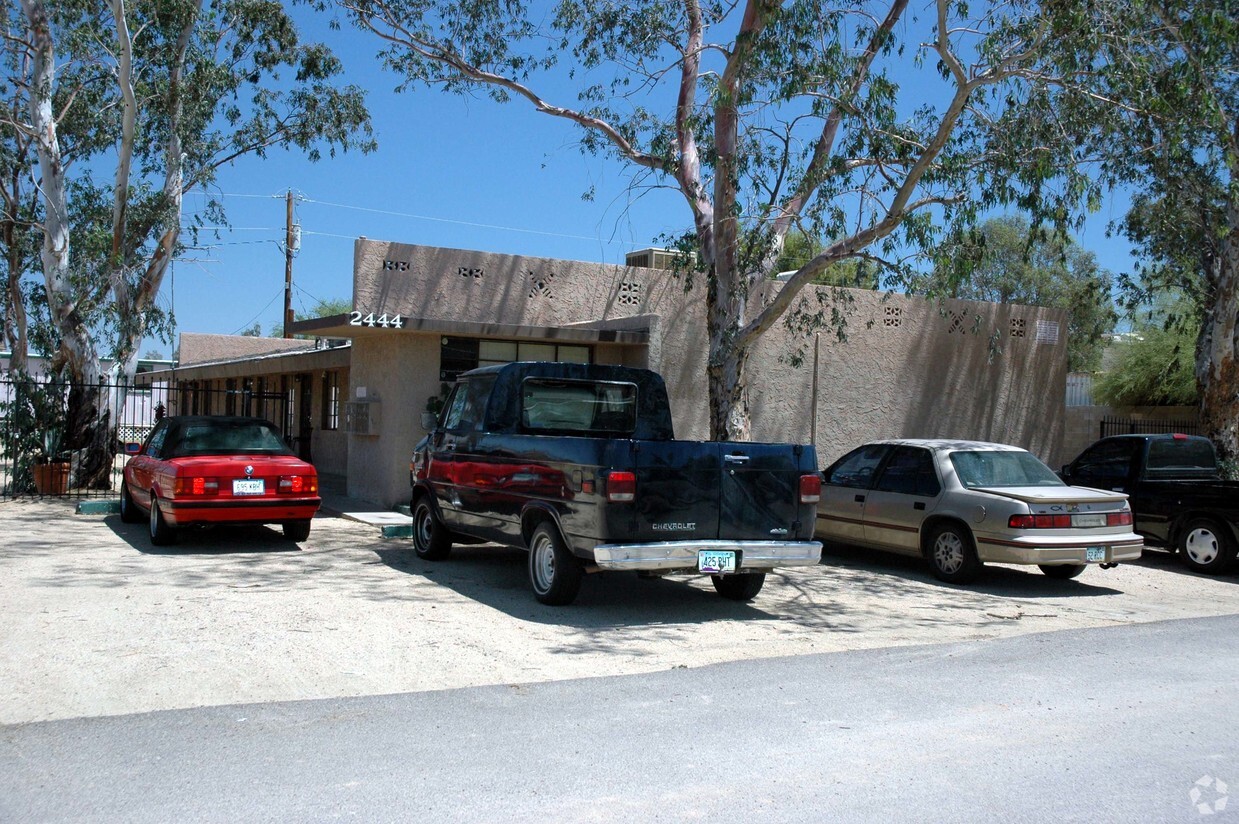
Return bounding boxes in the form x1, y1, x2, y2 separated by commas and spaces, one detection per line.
252, 238, 1070, 507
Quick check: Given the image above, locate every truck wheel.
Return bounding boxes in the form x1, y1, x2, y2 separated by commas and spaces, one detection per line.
412, 498, 452, 561
926, 523, 981, 584
1038, 564, 1086, 580
119, 482, 141, 524
149, 495, 177, 546
283, 519, 312, 542
528, 523, 582, 606
711, 573, 765, 601
1178, 518, 1237, 574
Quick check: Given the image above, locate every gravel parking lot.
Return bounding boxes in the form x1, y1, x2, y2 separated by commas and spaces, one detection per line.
3, 499, 1239, 724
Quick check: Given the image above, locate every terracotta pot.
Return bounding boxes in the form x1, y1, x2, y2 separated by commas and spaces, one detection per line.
33, 462, 70, 496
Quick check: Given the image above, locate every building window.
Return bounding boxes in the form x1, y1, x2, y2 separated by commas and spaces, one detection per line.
225, 379, 237, 415
439, 336, 593, 381
321, 371, 340, 431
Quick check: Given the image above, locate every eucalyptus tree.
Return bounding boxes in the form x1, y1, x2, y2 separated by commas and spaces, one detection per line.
11, 0, 373, 486
330, 0, 1092, 439
1040, 0, 1239, 462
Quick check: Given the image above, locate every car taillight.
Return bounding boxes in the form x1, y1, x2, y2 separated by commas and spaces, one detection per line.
175, 477, 218, 496
279, 475, 318, 494
607, 471, 636, 503
799, 473, 821, 504
1008, 514, 1072, 529
1107, 511, 1133, 527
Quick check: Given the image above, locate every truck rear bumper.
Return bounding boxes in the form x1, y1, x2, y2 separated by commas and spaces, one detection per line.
591, 540, 823, 572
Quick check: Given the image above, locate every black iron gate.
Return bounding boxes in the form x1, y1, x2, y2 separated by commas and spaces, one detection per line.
1, 375, 289, 500
1099, 415, 1202, 439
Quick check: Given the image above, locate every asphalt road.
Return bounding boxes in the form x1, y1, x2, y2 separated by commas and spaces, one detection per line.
3, 615, 1236, 823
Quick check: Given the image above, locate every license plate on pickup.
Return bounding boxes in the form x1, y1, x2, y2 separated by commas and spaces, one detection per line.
232, 479, 265, 496
698, 550, 736, 574
1085, 546, 1106, 563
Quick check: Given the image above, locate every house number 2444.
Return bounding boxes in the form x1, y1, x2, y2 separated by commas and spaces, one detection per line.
349, 311, 405, 329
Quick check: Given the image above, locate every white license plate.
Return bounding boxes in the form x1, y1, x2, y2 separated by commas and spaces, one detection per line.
699, 550, 736, 574
1085, 546, 1106, 563
1073, 514, 1106, 528
233, 479, 265, 496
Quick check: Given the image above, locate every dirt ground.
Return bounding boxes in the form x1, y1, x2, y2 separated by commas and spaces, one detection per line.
3, 499, 1239, 724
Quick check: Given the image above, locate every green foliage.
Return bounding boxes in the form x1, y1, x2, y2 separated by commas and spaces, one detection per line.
271, 297, 351, 337
1095, 299, 1200, 407
919, 215, 1117, 371
0, 375, 68, 493
774, 232, 880, 289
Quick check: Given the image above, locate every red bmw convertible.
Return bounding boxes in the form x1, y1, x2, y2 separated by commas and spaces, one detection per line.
120, 416, 321, 545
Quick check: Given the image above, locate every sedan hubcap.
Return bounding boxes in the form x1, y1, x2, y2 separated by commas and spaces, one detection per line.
934, 532, 964, 574
1185, 528, 1219, 566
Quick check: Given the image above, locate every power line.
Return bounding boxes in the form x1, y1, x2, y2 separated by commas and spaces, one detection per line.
197, 192, 635, 246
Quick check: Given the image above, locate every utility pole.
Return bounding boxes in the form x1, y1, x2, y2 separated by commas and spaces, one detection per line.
283, 190, 295, 339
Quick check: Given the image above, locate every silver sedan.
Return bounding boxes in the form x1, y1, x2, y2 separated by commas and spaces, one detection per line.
817, 439, 1144, 583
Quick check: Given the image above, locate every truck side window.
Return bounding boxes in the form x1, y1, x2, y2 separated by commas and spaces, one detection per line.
443, 378, 495, 432
1072, 440, 1138, 485
824, 444, 890, 488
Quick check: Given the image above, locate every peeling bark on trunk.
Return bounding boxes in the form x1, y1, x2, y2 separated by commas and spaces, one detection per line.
1198, 192, 1239, 472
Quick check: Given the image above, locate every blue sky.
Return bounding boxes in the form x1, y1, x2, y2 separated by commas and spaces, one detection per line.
149, 6, 1141, 357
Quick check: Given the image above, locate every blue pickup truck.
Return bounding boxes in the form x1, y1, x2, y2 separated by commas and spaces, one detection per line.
409, 362, 823, 605
1062, 434, 1239, 574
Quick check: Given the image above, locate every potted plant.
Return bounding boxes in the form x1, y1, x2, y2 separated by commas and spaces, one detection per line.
421, 383, 452, 430
32, 428, 71, 496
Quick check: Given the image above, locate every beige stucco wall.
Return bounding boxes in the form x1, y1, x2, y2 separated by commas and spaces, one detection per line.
347, 238, 1068, 506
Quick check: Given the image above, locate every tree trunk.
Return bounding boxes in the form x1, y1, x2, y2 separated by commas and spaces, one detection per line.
706, 263, 752, 442
1198, 191, 1239, 473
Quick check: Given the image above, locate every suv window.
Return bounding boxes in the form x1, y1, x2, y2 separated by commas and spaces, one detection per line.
825, 444, 891, 488
1071, 439, 1139, 485
874, 446, 941, 497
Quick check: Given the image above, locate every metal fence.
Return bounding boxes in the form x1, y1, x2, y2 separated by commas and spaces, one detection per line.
1, 376, 289, 500
1099, 415, 1202, 439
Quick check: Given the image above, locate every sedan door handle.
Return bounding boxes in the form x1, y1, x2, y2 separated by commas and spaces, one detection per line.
855, 494, 866, 503
914, 502, 926, 510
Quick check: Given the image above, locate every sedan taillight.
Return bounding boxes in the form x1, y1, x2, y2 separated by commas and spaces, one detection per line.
174, 477, 219, 496
606, 471, 636, 503
279, 475, 318, 494
1107, 511, 1133, 527
1008, 514, 1071, 529
799, 473, 822, 504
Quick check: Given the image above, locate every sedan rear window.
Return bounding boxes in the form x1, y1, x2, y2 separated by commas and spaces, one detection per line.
949, 450, 1064, 488
168, 421, 293, 457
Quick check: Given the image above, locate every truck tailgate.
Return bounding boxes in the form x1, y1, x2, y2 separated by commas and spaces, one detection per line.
623, 441, 809, 543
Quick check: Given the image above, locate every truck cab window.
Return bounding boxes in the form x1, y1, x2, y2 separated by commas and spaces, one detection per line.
443, 377, 495, 432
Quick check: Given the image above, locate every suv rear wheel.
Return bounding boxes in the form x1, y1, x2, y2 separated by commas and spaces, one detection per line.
528, 523, 582, 606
